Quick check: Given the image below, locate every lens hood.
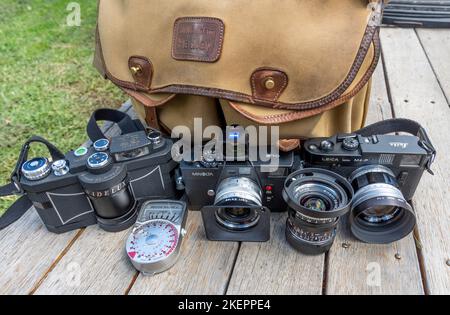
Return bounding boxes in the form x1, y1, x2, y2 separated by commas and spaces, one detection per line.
283, 168, 354, 219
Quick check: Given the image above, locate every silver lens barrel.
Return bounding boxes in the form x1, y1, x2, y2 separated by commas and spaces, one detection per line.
352, 183, 406, 211
214, 177, 262, 207
349, 165, 416, 244
349, 165, 396, 183
214, 177, 263, 231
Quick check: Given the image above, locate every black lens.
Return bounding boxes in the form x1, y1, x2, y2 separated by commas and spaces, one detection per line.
80, 165, 138, 232
283, 169, 353, 255
349, 165, 416, 244
89, 183, 134, 219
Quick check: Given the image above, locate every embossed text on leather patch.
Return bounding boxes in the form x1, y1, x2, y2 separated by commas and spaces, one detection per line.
172, 17, 225, 63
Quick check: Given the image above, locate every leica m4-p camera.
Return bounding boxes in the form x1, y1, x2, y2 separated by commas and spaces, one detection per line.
301, 131, 435, 244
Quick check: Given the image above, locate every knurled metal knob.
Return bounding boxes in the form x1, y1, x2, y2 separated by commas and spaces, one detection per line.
52, 159, 70, 177
21, 157, 51, 181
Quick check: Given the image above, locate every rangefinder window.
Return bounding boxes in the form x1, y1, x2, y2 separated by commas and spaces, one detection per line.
114, 147, 150, 162
400, 154, 422, 167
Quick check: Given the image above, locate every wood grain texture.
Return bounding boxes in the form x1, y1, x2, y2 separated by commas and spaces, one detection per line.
326, 63, 424, 295
227, 213, 324, 295
366, 63, 393, 124
415, 29, 450, 104
34, 226, 135, 295
381, 28, 450, 295
129, 211, 239, 295
0, 211, 78, 295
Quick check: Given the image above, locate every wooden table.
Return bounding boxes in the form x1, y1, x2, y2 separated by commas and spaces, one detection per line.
0, 28, 449, 295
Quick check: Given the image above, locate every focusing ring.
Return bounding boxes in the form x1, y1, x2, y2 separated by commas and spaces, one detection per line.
287, 209, 339, 232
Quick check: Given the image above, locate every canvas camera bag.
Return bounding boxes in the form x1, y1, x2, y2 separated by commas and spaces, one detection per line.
94, 0, 388, 149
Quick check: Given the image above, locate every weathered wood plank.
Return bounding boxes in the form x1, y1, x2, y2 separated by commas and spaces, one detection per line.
34, 226, 135, 295
381, 28, 450, 295
0, 211, 79, 295
416, 29, 450, 104
326, 63, 424, 295
366, 63, 394, 123
0, 102, 132, 295
129, 212, 239, 295
227, 214, 324, 295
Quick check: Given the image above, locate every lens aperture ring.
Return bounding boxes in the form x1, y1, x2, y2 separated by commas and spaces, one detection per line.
215, 177, 262, 207
288, 209, 339, 231
286, 219, 336, 256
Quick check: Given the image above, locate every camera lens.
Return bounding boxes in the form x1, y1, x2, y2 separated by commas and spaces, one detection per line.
348, 165, 416, 244
283, 169, 353, 255
214, 177, 262, 231
80, 162, 138, 232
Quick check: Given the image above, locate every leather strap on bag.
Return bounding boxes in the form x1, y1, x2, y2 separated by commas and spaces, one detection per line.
144, 106, 161, 130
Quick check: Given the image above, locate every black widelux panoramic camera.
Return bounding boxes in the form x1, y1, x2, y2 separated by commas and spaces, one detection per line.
16, 118, 177, 233
300, 130, 435, 244
180, 126, 295, 242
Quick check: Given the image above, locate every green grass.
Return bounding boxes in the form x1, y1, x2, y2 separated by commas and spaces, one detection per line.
0, 0, 125, 213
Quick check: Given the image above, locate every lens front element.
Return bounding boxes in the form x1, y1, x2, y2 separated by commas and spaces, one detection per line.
349, 165, 416, 244
283, 169, 353, 255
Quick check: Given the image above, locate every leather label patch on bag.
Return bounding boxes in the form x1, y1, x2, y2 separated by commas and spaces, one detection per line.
172, 17, 225, 63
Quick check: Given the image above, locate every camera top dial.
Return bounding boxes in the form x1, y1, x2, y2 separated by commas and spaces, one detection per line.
21, 157, 51, 181
86, 152, 113, 174
93, 138, 110, 152
342, 137, 360, 151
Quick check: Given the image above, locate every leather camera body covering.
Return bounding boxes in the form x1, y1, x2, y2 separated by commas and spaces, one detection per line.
94, 0, 388, 149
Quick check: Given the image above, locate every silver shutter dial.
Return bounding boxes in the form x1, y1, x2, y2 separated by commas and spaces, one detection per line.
21, 158, 51, 181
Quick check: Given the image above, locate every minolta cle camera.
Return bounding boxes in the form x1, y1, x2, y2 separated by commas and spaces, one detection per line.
180, 126, 295, 242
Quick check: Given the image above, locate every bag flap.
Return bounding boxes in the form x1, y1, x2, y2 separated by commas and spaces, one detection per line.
96, 0, 383, 111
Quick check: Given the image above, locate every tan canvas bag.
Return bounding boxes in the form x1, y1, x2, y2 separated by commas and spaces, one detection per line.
94, 0, 387, 148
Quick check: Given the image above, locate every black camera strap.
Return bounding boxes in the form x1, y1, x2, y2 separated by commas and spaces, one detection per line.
355, 118, 436, 174
0, 136, 65, 231
87, 108, 145, 142
0, 193, 32, 230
